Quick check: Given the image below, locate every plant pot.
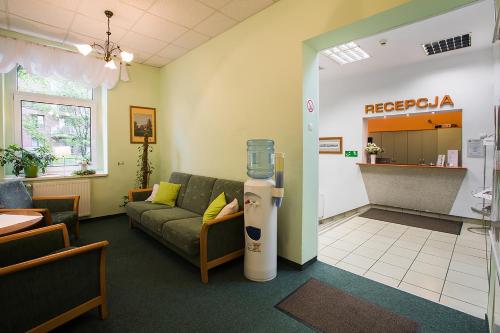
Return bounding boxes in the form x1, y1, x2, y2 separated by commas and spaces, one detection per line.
370, 154, 376, 164
24, 165, 39, 178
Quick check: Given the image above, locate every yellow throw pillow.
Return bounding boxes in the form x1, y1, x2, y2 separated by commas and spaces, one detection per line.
203, 192, 227, 222
152, 182, 181, 207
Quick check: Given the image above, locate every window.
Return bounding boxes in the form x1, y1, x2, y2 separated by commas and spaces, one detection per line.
14, 66, 99, 174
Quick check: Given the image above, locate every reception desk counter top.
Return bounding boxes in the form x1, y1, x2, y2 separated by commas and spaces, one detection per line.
357, 163, 467, 214
357, 163, 467, 170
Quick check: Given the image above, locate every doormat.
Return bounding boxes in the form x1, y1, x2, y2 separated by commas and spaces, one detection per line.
276, 278, 419, 333
360, 208, 462, 235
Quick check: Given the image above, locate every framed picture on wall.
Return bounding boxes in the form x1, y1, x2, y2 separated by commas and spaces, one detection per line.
319, 137, 343, 154
130, 106, 156, 144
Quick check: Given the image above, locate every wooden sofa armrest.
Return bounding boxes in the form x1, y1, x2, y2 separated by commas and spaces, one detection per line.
128, 188, 153, 202
200, 211, 244, 283
0, 223, 69, 247
32, 195, 80, 213
0, 208, 52, 226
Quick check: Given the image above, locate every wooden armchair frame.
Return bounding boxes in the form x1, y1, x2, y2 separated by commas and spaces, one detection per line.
0, 224, 108, 333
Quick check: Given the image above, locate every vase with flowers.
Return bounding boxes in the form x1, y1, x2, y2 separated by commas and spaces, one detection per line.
364, 143, 384, 164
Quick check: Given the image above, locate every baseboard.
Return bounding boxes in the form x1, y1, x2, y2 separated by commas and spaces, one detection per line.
80, 213, 126, 223
279, 256, 317, 271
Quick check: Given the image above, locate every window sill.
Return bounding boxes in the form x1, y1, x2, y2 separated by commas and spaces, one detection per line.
4, 171, 108, 182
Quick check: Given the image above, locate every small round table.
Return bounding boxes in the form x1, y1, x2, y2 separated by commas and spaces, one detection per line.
0, 210, 43, 236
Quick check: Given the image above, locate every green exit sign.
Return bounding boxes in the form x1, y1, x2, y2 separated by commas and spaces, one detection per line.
345, 150, 358, 157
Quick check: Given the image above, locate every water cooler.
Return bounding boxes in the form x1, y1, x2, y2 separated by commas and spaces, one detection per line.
244, 139, 284, 282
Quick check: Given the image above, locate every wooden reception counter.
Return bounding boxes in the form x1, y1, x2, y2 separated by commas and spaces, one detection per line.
357, 163, 467, 214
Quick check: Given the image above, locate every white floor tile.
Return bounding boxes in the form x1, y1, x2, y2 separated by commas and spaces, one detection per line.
453, 245, 487, 259
446, 270, 488, 292
425, 239, 455, 251
449, 260, 488, 279
379, 253, 414, 269
420, 245, 453, 259
429, 231, 457, 244
342, 234, 370, 245
352, 245, 386, 260
369, 234, 398, 244
341, 253, 377, 269
452, 252, 488, 268
318, 255, 338, 266
399, 282, 440, 302
439, 295, 486, 319
456, 238, 487, 251
335, 261, 367, 275
394, 239, 423, 251
415, 252, 450, 268
400, 233, 428, 245
405, 227, 432, 238
330, 239, 359, 252
410, 261, 448, 280
321, 229, 348, 240
364, 271, 400, 288
357, 223, 385, 233
362, 240, 392, 251
318, 235, 335, 246
386, 246, 418, 260
346, 217, 369, 226
320, 246, 350, 261
403, 270, 444, 293
377, 229, 405, 238
442, 281, 488, 308
370, 261, 407, 280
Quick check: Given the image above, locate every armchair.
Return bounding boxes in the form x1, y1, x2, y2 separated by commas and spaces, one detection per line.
0, 181, 80, 238
0, 224, 109, 333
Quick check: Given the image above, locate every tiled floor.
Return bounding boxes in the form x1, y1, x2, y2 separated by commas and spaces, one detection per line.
318, 215, 491, 319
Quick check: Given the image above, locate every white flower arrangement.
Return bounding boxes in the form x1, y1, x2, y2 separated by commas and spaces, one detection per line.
365, 143, 384, 155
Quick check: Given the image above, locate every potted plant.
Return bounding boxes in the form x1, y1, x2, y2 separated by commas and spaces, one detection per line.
364, 143, 384, 164
0, 144, 56, 178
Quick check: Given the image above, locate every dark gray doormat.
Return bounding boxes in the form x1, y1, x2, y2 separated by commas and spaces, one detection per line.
360, 208, 462, 235
276, 278, 419, 333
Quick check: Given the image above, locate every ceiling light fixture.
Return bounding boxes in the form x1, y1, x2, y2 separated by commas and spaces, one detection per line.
422, 33, 471, 56
321, 42, 370, 65
75, 10, 133, 69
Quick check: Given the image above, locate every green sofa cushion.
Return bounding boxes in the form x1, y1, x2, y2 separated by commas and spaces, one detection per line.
126, 201, 169, 222
141, 208, 199, 235
210, 179, 244, 211
180, 175, 217, 215
168, 172, 192, 207
162, 217, 203, 256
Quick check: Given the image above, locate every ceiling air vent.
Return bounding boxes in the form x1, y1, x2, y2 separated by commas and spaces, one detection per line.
422, 33, 471, 56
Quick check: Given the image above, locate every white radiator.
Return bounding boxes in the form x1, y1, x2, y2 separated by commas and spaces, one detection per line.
32, 180, 91, 216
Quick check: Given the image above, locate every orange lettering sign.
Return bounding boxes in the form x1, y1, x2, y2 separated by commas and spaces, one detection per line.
364, 95, 455, 114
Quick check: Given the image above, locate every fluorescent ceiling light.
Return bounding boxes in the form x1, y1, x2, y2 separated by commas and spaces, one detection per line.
322, 42, 370, 65
422, 33, 471, 56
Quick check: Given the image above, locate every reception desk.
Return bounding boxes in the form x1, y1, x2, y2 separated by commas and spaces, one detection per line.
357, 163, 467, 214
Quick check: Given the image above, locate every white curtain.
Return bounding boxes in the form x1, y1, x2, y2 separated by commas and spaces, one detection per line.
0, 36, 128, 89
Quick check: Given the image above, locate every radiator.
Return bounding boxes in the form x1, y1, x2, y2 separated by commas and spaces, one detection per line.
32, 180, 91, 216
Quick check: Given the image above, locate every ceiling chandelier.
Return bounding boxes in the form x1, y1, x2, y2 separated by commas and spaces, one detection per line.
75, 10, 133, 70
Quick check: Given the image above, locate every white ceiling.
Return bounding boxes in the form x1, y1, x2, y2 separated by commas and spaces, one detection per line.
319, 0, 496, 81
0, 0, 279, 67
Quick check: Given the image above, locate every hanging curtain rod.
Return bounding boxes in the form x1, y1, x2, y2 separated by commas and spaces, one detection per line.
0, 28, 82, 55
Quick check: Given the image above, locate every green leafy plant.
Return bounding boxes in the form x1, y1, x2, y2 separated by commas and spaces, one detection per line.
0, 144, 56, 176
72, 169, 96, 176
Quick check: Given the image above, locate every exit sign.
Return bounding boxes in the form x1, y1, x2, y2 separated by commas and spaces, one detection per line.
345, 150, 358, 157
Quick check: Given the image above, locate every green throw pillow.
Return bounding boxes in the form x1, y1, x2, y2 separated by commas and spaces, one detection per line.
203, 192, 227, 222
152, 182, 181, 207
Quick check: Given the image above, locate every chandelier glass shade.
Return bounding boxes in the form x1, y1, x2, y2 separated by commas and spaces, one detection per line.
76, 10, 133, 69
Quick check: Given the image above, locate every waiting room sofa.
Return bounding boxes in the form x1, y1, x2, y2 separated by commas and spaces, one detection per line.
0, 224, 109, 333
127, 172, 244, 283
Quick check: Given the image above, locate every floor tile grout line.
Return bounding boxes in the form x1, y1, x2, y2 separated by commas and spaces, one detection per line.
441, 293, 488, 311
438, 230, 459, 303
396, 229, 435, 288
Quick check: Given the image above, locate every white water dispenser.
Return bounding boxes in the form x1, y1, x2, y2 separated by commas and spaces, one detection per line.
244, 139, 284, 282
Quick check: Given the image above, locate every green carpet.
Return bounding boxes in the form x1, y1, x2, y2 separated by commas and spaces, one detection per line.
55, 215, 487, 332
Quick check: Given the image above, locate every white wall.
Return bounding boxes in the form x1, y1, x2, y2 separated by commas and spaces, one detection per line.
319, 47, 494, 219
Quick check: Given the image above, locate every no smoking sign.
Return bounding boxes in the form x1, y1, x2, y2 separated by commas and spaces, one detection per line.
306, 99, 315, 113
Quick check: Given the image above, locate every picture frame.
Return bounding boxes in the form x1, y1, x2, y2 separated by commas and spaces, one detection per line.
319, 137, 343, 154
130, 106, 156, 144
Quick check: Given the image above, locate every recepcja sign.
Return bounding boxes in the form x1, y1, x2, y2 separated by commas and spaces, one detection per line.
365, 95, 454, 114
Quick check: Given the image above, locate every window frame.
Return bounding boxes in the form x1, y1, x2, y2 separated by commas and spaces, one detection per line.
12, 73, 99, 175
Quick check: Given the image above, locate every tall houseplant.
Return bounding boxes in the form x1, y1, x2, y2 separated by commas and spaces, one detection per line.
136, 130, 154, 189
0, 144, 56, 177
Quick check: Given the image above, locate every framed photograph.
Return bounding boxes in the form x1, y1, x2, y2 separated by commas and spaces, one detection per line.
319, 137, 343, 154
130, 106, 156, 144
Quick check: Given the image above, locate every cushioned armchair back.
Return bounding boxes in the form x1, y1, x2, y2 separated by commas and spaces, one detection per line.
180, 175, 217, 215
169, 172, 192, 207
210, 179, 244, 211
0, 180, 33, 209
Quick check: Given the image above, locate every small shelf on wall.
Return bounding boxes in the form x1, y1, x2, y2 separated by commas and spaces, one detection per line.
356, 163, 467, 170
